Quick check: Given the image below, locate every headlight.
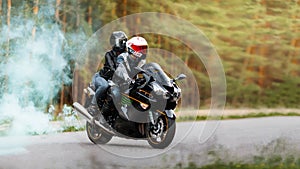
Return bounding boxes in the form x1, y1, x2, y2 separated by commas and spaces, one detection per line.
163, 92, 171, 99
172, 87, 181, 101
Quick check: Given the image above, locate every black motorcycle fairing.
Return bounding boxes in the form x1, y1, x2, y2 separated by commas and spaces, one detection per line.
113, 116, 146, 139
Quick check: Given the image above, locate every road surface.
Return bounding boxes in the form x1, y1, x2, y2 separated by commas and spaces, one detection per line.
1, 116, 300, 169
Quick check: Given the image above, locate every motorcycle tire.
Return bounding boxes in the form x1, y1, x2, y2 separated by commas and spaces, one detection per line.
147, 116, 176, 149
86, 121, 113, 144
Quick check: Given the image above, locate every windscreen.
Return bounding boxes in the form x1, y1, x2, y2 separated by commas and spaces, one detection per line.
143, 63, 172, 87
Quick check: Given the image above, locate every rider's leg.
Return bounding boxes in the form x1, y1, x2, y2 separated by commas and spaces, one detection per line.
89, 74, 108, 115
93, 76, 108, 108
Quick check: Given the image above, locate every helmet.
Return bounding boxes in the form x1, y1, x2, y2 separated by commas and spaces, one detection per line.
126, 36, 148, 62
110, 31, 128, 52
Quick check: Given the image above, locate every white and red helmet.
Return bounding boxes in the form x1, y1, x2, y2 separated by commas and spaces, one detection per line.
126, 36, 148, 60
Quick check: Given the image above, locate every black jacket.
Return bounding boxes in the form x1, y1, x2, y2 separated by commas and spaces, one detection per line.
99, 50, 118, 80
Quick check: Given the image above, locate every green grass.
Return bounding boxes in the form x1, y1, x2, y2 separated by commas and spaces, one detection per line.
0, 118, 12, 136
182, 160, 300, 169
0, 118, 12, 126
174, 137, 300, 169
177, 112, 300, 122
226, 112, 300, 120
178, 155, 300, 169
62, 126, 85, 132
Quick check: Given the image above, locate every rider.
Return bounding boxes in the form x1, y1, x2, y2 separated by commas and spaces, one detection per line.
114, 36, 148, 85
88, 31, 128, 115
110, 36, 148, 117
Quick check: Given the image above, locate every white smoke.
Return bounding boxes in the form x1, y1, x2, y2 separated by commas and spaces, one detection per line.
0, 2, 85, 136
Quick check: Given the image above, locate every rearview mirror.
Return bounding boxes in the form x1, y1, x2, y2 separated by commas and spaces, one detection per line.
174, 74, 186, 82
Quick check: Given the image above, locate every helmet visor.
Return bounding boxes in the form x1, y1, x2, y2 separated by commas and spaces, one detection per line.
131, 45, 148, 55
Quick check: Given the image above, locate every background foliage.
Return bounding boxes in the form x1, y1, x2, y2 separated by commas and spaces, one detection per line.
0, 0, 299, 112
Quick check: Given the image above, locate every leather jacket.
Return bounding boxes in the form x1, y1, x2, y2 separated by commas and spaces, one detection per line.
99, 50, 119, 80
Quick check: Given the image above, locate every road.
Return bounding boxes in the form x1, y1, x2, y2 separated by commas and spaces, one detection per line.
1, 116, 300, 169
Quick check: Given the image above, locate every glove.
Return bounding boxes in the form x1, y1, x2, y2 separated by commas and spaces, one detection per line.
125, 77, 134, 85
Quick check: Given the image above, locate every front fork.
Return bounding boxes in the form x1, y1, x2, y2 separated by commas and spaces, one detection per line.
148, 110, 155, 125
149, 110, 176, 123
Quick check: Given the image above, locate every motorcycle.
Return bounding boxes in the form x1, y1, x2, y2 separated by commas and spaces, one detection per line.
73, 62, 186, 149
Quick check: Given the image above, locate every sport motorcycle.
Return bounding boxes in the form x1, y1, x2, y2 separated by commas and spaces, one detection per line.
73, 62, 186, 149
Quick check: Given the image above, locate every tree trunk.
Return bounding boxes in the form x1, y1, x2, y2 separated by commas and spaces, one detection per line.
288, 39, 299, 76
33, 0, 39, 15
60, 85, 64, 111
123, 0, 127, 16
123, 0, 127, 26
87, 5, 92, 26
0, 1, 2, 30
76, 0, 80, 28
231, 45, 254, 105
2, 0, 11, 92
0, 0, 2, 16
6, 0, 11, 58
7, 0, 10, 24
62, 0, 66, 32
73, 70, 78, 104
55, 0, 61, 22
258, 45, 267, 87
32, 0, 39, 40
157, 35, 161, 47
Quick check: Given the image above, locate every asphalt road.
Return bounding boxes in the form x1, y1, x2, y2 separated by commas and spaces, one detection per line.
1, 116, 300, 169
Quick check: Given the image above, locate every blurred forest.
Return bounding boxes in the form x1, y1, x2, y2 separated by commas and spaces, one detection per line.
0, 0, 300, 113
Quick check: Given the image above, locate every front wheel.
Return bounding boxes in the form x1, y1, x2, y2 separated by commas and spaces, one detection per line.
86, 121, 113, 144
147, 116, 176, 149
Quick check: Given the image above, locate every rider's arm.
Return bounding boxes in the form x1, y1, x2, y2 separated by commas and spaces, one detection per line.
115, 53, 131, 83
98, 51, 116, 79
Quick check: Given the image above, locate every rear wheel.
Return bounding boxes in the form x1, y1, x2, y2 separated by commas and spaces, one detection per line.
147, 116, 176, 149
86, 121, 112, 144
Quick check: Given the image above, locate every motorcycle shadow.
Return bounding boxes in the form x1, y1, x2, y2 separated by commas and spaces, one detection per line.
105, 143, 151, 149
79, 141, 152, 149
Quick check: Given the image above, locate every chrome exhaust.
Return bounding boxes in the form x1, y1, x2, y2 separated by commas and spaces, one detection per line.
73, 102, 115, 135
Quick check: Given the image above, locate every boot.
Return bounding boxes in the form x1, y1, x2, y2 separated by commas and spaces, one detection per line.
87, 103, 100, 116
87, 102, 108, 125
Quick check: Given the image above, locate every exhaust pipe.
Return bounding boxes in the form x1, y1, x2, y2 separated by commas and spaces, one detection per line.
73, 102, 115, 135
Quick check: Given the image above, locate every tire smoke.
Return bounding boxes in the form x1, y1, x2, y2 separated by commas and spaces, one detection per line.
0, 2, 86, 136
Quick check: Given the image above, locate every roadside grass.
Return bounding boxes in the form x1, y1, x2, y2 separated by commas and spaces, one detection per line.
53, 104, 85, 132
62, 125, 85, 132
174, 138, 300, 169
177, 112, 300, 122
0, 118, 12, 136
180, 156, 300, 169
